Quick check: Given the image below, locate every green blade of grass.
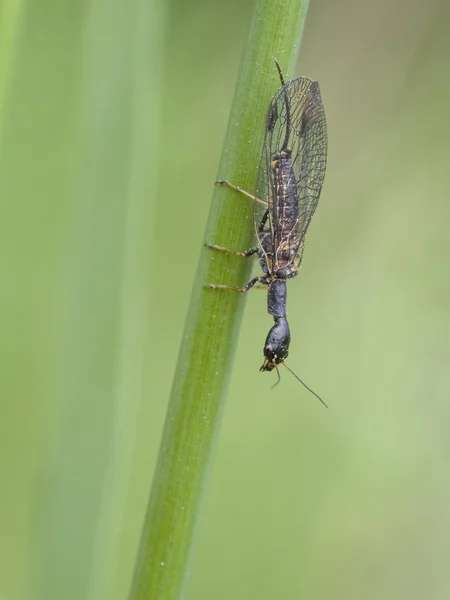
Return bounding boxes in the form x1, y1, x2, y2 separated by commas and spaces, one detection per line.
43, 0, 160, 597
0, 0, 24, 123
0, 0, 161, 598
130, 0, 311, 599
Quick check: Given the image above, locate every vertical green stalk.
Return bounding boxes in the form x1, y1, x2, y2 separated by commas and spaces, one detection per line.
130, 0, 310, 599
0, 0, 161, 599
0, 0, 24, 123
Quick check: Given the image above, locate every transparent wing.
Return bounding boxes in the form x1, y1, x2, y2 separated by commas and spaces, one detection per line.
255, 77, 328, 267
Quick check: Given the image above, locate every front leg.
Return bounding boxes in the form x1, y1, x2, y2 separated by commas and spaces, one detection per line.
204, 243, 259, 258
216, 180, 268, 208
207, 276, 269, 293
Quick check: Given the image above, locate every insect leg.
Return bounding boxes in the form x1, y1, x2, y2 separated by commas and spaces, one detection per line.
204, 244, 259, 258
216, 180, 268, 208
208, 276, 268, 293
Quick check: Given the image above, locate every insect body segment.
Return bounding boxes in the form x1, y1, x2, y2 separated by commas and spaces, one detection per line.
206, 59, 328, 405
265, 148, 300, 279
261, 280, 290, 373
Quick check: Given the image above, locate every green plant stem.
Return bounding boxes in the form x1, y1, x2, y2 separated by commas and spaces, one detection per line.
130, 0, 310, 598
0, 0, 24, 126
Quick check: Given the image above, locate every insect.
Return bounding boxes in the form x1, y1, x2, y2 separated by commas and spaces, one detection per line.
206, 59, 328, 406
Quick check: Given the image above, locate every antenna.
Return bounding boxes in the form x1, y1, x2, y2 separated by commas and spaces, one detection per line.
281, 362, 328, 408
271, 365, 282, 389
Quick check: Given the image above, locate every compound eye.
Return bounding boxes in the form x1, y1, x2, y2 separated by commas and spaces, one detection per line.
263, 345, 275, 360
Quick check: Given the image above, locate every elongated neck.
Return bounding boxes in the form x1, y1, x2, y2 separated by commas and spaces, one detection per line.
267, 279, 287, 318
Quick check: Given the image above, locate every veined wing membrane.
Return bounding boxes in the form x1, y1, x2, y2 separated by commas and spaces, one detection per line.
255, 77, 328, 271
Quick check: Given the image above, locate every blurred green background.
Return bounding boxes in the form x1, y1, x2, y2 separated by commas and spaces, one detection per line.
1, 0, 450, 599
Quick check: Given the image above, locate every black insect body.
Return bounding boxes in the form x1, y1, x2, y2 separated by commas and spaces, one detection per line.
263, 279, 290, 372
206, 60, 328, 405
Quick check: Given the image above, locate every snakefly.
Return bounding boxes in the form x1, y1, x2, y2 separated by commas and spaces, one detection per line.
206, 59, 328, 406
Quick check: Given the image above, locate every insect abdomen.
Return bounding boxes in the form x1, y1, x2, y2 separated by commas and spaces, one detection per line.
272, 149, 300, 276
